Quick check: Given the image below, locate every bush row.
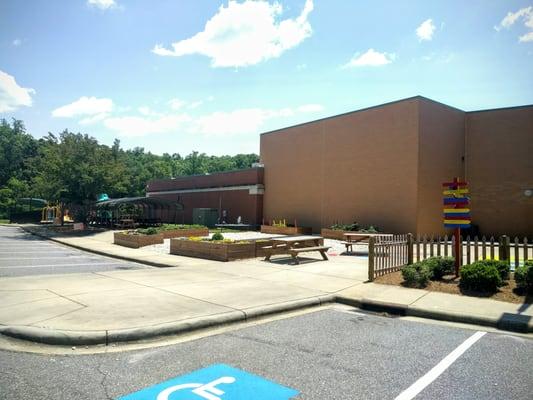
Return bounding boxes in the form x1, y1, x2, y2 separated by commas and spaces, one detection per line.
401, 257, 454, 288
402, 257, 533, 293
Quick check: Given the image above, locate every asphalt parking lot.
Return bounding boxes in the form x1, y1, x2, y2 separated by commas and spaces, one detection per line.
0, 307, 531, 400
0, 226, 148, 277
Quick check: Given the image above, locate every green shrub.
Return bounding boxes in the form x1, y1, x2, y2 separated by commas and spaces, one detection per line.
211, 232, 224, 241
460, 261, 503, 292
514, 260, 533, 290
361, 225, 379, 233
473, 259, 510, 280
138, 227, 158, 235
421, 257, 455, 279
401, 263, 432, 288
161, 224, 205, 230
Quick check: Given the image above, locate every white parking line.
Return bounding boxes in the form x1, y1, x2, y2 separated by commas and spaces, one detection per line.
0, 262, 125, 268
0, 256, 91, 260
394, 331, 486, 400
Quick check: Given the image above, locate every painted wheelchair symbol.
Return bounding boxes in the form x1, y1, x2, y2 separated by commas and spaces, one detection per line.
157, 376, 236, 400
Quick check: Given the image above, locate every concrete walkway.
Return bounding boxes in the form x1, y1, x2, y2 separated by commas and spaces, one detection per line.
0, 225, 531, 345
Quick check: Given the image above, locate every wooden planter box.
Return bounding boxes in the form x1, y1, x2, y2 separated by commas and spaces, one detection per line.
114, 232, 164, 248
260, 225, 312, 235
161, 227, 209, 239
321, 228, 350, 240
170, 239, 255, 261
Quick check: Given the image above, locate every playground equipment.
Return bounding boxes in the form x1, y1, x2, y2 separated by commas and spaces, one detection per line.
40, 203, 73, 224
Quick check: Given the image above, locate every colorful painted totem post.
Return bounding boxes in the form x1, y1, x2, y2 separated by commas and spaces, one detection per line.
443, 178, 471, 276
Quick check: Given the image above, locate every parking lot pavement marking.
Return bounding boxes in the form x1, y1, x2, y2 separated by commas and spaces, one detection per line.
0, 255, 93, 260
0, 261, 125, 269
118, 364, 299, 400
394, 331, 487, 400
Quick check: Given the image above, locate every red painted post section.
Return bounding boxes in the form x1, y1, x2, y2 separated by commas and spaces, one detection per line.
454, 227, 461, 277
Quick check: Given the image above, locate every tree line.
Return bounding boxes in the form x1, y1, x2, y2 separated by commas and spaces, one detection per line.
0, 119, 259, 216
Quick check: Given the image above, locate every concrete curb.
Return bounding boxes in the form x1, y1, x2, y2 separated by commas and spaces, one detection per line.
335, 296, 533, 333
0, 296, 334, 346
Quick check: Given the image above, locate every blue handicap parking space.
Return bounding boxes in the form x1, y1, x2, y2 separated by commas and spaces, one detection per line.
118, 364, 299, 400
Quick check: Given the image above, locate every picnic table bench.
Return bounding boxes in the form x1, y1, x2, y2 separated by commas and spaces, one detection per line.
342, 233, 394, 252
264, 235, 330, 265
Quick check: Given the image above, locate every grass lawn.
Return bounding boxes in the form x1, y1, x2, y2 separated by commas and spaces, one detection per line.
0, 219, 10, 224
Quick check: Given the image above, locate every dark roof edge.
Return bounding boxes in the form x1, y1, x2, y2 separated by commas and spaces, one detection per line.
259, 95, 471, 137
466, 103, 533, 114
147, 166, 263, 185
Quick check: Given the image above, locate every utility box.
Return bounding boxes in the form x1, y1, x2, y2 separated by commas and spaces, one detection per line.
192, 208, 219, 228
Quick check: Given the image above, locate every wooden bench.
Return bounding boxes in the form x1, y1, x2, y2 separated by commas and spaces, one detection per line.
288, 245, 330, 264
342, 241, 356, 253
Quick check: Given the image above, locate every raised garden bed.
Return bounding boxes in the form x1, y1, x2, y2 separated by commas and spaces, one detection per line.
114, 232, 164, 248
170, 239, 256, 261
260, 225, 312, 235
321, 228, 349, 240
161, 227, 209, 239
374, 270, 531, 304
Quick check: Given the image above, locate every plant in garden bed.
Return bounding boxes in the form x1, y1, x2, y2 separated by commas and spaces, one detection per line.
159, 224, 206, 231
460, 261, 505, 293
514, 260, 533, 292
401, 262, 432, 288
329, 222, 380, 233
400, 257, 455, 288
124, 227, 159, 235
424, 256, 455, 279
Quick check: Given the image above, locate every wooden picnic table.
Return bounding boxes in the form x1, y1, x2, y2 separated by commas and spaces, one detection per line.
342, 233, 394, 252
264, 235, 330, 265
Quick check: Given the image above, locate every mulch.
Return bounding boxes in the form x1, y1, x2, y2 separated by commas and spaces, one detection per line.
374, 270, 532, 304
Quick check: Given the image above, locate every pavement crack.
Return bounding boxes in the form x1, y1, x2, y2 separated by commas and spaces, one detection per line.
95, 348, 113, 400
46, 289, 88, 307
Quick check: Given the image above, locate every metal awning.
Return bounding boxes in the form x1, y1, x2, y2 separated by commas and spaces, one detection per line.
94, 196, 184, 210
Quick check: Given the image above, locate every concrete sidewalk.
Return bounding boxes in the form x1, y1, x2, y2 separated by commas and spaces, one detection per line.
0, 225, 531, 346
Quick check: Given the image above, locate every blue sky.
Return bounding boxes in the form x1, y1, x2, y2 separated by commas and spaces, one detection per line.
1, 0, 532, 155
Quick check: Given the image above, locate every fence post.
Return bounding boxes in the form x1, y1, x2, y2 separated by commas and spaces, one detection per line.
407, 233, 413, 265
499, 235, 510, 265
368, 236, 375, 282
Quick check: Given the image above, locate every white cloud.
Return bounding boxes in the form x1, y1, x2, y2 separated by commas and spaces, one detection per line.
193, 108, 271, 136
87, 0, 117, 10
416, 19, 436, 41
0, 70, 35, 113
104, 115, 190, 137
297, 104, 323, 113
168, 98, 186, 110
189, 103, 322, 136
12, 39, 22, 47
342, 49, 395, 68
496, 6, 532, 30
79, 113, 110, 125
152, 0, 314, 67
495, 6, 533, 41
52, 96, 113, 118
188, 101, 203, 109
519, 31, 533, 42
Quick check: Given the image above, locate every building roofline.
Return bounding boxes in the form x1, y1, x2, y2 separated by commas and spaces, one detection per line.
466, 103, 533, 114
260, 96, 424, 137
147, 166, 262, 185
259, 95, 533, 137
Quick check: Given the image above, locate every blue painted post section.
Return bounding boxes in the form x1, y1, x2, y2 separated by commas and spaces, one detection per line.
117, 364, 299, 400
